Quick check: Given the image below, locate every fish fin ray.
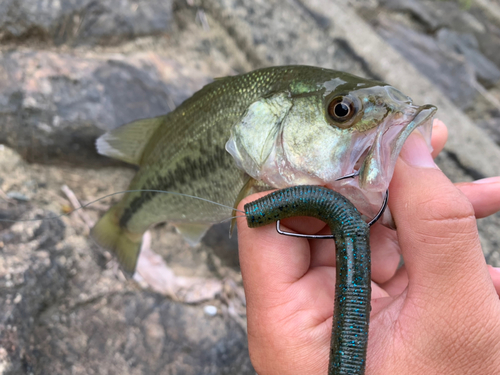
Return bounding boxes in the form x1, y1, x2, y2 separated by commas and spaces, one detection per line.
172, 222, 211, 246
96, 116, 166, 165
90, 206, 143, 275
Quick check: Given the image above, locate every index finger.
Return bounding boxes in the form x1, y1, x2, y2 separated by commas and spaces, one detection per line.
236, 192, 314, 292
389, 133, 495, 303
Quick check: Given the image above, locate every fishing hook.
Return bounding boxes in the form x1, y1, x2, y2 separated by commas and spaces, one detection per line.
275, 171, 389, 239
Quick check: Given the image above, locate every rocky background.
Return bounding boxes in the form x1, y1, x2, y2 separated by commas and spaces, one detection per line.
1, 0, 500, 374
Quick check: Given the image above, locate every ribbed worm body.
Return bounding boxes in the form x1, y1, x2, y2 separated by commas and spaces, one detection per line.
244, 185, 371, 375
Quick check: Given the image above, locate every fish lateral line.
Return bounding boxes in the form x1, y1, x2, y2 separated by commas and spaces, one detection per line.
0, 189, 246, 223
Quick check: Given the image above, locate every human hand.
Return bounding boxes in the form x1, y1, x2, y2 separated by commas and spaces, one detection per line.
236, 119, 500, 374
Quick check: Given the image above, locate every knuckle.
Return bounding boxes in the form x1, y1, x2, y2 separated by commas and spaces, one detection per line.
403, 186, 479, 251
416, 188, 474, 223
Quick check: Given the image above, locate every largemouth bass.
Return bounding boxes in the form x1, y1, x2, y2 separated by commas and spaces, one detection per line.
91, 65, 436, 274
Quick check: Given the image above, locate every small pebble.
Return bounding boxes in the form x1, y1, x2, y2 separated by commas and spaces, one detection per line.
203, 305, 218, 316
6, 191, 29, 201
13, 294, 22, 304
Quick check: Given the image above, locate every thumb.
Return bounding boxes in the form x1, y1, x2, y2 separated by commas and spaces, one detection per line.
389, 134, 493, 303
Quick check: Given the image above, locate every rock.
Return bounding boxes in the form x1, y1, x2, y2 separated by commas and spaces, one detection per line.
0, 4, 253, 165
202, 0, 379, 79
436, 28, 500, 87
474, 17, 500, 68
0, 50, 212, 164
477, 116, 500, 146
31, 293, 253, 375
420, 0, 487, 34
374, 17, 477, 107
0, 0, 173, 46
376, 0, 500, 84
378, 0, 488, 34
379, 0, 441, 30
0, 145, 255, 374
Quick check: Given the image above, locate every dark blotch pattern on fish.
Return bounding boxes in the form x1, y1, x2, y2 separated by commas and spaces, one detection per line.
119, 144, 231, 228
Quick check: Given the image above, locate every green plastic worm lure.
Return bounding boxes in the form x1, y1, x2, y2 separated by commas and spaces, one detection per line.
245, 185, 371, 375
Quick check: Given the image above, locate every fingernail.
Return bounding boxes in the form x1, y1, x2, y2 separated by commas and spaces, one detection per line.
400, 133, 438, 169
473, 176, 500, 185
432, 118, 444, 129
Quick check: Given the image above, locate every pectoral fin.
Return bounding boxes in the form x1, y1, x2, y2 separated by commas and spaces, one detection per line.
96, 116, 166, 165
173, 222, 211, 246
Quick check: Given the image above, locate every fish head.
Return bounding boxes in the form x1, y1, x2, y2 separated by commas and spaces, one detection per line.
226, 72, 437, 227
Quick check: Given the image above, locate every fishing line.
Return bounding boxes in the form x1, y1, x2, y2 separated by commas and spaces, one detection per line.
0, 189, 246, 223
217, 214, 248, 224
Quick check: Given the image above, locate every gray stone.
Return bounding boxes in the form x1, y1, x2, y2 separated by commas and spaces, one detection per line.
31, 293, 253, 375
372, 0, 500, 86
380, 0, 441, 30
436, 28, 500, 87
377, 0, 489, 34
477, 116, 500, 146
202, 0, 378, 78
474, 19, 500, 69
375, 18, 477, 107
0, 145, 255, 374
0, 50, 208, 164
0, 0, 173, 46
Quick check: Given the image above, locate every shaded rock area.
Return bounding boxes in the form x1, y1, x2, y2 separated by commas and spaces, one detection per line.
0, 51, 210, 164
354, 0, 500, 144
0, 146, 252, 374
0, 0, 173, 46
1, 0, 500, 374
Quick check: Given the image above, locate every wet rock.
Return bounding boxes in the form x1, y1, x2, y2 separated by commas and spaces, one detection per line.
0, 0, 173, 46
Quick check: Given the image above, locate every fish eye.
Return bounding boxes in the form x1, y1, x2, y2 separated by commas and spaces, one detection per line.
327, 96, 358, 127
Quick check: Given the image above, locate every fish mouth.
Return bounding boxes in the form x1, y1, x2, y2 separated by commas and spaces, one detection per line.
389, 104, 437, 165
330, 103, 437, 227
357, 103, 437, 191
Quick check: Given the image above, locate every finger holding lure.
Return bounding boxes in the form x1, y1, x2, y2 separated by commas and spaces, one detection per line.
245, 185, 373, 375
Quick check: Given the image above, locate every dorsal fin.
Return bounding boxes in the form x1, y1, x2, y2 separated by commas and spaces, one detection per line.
96, 116, 167, 166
